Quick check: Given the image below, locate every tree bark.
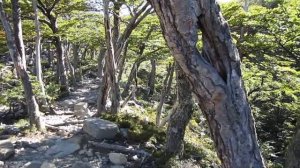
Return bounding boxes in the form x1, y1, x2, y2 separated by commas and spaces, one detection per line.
73, 44, 82, 82
0, 0, 45, 131
32, 0, 46, 96
286, 125, 300, 168
97, 1, 151, 115
147, 59, 156, 97
148, 0, 265, 167
11, 0, 26, 70
103, 0, 120, 114
156, 63, 175, 125
97, 47, 106, 78
165, 63, 193, 156
121, 60, 142, 98
53, 36, 69, 95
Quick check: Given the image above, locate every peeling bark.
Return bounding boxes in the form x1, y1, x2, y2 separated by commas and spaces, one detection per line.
148, 0, 265, 167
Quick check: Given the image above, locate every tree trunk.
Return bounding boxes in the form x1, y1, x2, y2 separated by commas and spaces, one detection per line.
53, 36, 69, 95
149, 0, 265, 167
286, 125, 300, 168
97, 2, 151, 114
121, 61, 141, 98
102, 0, 120, 114
156, 63, 175, 125
97, 47, 106, 78
148, 59, 156, 97
32, 0, 45, 96
73, 44, 82, 82
117, 41, 129, 83
11, 0, 26, 70
0, 0, 45, 131
165, 63, 193, 156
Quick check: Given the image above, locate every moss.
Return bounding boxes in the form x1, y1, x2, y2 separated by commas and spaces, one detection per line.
100, 112, 166, 143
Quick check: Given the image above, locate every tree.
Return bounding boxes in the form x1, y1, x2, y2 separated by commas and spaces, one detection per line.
36, 0, 85, 95
0, 0, 45, 131
32, 0, 46, 97
148, 0, 265, 167
97, 0, 151, 114
165, 63, 193, 156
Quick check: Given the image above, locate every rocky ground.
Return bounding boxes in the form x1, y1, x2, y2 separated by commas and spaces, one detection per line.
0, 78, 155, 168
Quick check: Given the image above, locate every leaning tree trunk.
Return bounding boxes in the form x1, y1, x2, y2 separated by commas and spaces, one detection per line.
0, 0, 45, 131
149, 0, 265, 167
156, 63, 175, 125
286, 125, 300, 168
11, 0, 26, 70
165, 63, 193, 156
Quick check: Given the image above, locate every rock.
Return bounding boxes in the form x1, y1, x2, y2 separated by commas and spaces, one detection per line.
74, 102, 91, 118
0, 161, 4, 166
86, 149, 93, 157
1, 125, 20, 135
120, 128, 129, 138
132, 155, 139, 161
41, 161, 56, 168
45, 140, 80, 158
109, 153, 127, 165
60, 99, 76, 108
71, 161, 92, 168
83, 119, 119, 140
22, 161, 42, 168
110, 166, 124, 168
0, 140, 14, 160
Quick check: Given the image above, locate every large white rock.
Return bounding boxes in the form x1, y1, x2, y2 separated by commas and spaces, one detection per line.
74, 102, 91, 118
83, 119, 119, 140
0, 140, 14, 160
45, 140, 80, 158
109, 153, 127, 165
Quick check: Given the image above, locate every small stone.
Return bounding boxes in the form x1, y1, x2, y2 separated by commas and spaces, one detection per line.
78, 150, 85, 155
0, 140, 15, 160
109, 153, 127, 165
71, 161, 92, 168
22, 161, 42, 168
41, 161, 56, 168
132, 155, 139, 161
145, 142, 156, 149
0, 161, 4, 166
83, 119, 119, 140
83, 157, 89, 162
86, 149, 93, 157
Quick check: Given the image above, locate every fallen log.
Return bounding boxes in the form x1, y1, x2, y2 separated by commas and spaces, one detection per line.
89, 141, 150, 156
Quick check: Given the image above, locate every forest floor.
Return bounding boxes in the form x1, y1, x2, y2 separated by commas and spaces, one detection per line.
0, 78, 159, 168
